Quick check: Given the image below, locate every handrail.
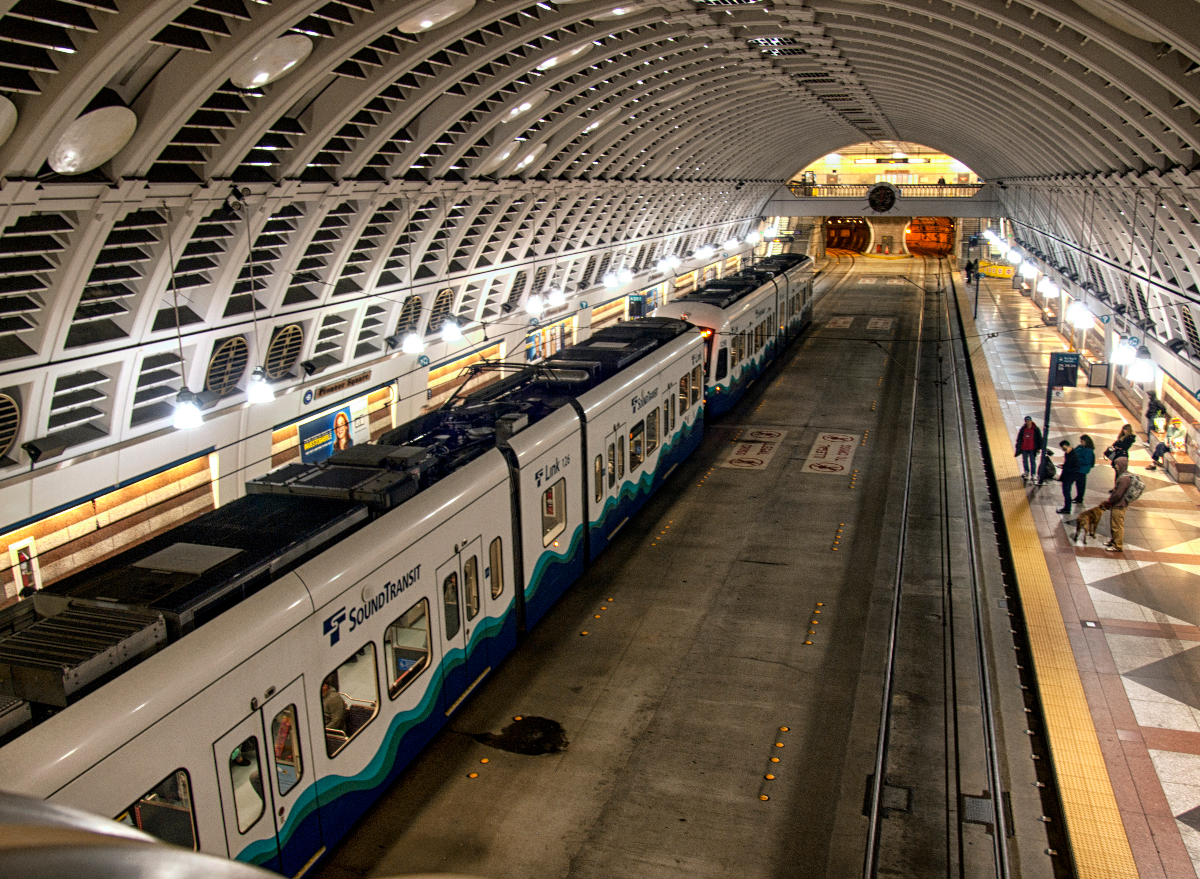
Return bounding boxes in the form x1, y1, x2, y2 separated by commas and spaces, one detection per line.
786, 183, 985, 199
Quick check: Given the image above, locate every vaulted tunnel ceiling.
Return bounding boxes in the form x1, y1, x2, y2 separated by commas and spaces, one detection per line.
1, 0, 1200, 489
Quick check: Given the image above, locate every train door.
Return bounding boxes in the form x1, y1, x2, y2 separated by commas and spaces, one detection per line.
606, 425, 626, 502
436, 538, 489, 715
211, 676, 313, 875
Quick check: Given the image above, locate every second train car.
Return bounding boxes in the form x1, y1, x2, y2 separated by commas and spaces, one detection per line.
651, 252, 814, 415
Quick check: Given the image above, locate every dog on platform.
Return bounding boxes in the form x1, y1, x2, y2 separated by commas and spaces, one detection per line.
1068, 505, 1106, 544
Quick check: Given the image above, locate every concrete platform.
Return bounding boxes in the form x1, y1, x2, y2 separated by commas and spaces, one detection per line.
969, 275, 1200, 879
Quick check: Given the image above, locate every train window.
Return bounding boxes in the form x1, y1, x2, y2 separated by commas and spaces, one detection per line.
607, 443, 616, 488
629, 421, 644, 470
617, 436, 625, 478
665, 396, 675, 432
443, 571, 461, 640
489, 537, 504, 599
645, 408, 659, 455
715, 347, 728, 381
690, 365, 702, 404
541, 477, 566, 546
678, 374, 689, 411
115, 769, 197, 850
733, 334, 743, 364
321, 644, 380, 757
228, 736, 265, 833
385, 598, 431, 698
594, 454, 602, 502
464, 555, 480, 621
271, 705, 303, 796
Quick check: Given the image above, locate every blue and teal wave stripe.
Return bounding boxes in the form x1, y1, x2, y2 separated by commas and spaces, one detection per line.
233, 608, 515, 870
588, 417, 703, 556
522, 524, 586, 628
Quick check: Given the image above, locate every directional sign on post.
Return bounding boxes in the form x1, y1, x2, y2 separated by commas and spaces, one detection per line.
1051, 352, 1079, 388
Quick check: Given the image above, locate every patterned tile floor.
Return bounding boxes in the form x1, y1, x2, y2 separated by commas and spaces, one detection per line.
974, 280, 1200, 879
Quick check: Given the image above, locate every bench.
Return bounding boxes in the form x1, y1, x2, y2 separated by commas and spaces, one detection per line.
1165, 450, 1196, 484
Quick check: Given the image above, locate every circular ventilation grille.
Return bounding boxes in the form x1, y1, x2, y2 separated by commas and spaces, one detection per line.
0, 392, 19, 460
265, 324, 304, 379
205, 336, 249, 396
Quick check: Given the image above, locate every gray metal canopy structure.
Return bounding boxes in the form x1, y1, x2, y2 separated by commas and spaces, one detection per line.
0, 0, 1198, 526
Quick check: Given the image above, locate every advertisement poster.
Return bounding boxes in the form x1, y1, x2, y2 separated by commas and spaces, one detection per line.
298, 401, 369, 463
8, 537, 42, 598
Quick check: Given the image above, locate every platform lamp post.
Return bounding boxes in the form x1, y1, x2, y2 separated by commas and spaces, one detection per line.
1039, 350, 1080, 482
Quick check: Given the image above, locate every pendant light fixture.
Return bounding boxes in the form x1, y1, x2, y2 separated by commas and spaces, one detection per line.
1127, 346, 1156, 384
238, 189, 274, 405
165, 210, 202, 430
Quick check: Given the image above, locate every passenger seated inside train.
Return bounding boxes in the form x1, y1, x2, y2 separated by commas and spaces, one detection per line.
321, 647, 381, 756
322, 679, 347, 733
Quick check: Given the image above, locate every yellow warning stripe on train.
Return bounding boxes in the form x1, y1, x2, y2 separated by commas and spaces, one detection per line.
957, 286, 1137, 879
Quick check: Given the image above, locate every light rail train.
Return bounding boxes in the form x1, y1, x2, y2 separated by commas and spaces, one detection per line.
0, 254, 814, 876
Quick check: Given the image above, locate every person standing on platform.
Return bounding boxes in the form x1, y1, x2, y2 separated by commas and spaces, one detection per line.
1100, 456, 1133, 552
1072, 434, 1096, 503
1056, 440, 1081, 514
1146, 392, 1167, 440
1105, 423, 1136, 463
1014, 415, 1042, 482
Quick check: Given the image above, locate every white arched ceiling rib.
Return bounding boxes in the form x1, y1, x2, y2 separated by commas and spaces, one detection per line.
464, 34, 731, 180
302, 4, 606, 182
114, 0, 346, 177
867, 0, 1199, 165
826, 18, 1158, 172
847, 38, 1138, 172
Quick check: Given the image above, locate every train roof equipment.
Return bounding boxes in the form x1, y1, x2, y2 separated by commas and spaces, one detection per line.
667, 254, 811, 311
0, 317, 698, 741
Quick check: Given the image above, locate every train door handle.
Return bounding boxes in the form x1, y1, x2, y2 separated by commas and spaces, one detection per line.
278, 807, 286, 819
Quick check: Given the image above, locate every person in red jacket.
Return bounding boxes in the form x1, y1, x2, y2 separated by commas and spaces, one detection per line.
1014, 415, 1043, 482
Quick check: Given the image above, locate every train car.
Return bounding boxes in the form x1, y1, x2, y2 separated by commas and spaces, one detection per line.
0, 318, 703, 876
651, 253, 814, 416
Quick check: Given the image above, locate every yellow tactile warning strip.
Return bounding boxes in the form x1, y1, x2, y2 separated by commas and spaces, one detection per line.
958, 288, 1137, 878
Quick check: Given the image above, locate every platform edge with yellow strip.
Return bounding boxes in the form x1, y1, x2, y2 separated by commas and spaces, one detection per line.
956, 285, 1138, 879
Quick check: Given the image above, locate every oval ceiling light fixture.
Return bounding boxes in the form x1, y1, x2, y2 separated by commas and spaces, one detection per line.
476, 140, 520, 176
229, 34, 313, 89
0, 96, 17, 149
514, 142, 546, 172
592, 4, 645, 21
395, 0, 476, 34
535, 40, 592, 71
502, 90, 547, 124
580, 107, 618, 135
47, 105, 137, 175
1070, 0, 1159, 41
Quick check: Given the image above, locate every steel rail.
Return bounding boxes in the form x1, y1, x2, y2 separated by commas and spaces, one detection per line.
861, 260, 929, 878
943, 266, 1013, 878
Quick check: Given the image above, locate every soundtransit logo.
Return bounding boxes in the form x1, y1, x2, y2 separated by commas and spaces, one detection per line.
322, 562, 422, 645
